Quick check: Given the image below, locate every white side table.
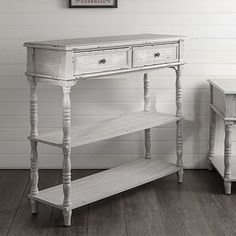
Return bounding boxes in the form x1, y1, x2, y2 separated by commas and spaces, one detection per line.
208, 79, 236, 194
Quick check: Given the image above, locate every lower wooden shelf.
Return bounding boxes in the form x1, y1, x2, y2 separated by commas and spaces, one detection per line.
28, 158, 182, 211
210, 156, 236, 181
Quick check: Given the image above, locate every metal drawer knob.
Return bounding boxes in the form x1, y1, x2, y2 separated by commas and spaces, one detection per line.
154, 52, 160, 58
99, 59, 107, 64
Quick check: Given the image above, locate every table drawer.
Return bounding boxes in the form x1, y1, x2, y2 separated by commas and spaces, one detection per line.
132, 44, 178, 67
73, 48, 131, 75
212, 86, 236, 119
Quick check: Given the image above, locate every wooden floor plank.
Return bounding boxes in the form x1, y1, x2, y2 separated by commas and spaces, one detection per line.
8, 170, 61, 236
122, 183, 166, 236
88, 194, 126, 236
153, 171, 212, 236
186, 170, 236, 236
0, 170, 28, 236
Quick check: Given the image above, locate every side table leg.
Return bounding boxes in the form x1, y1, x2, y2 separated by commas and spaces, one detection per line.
144, 129, 151, 159
29, 78, 39, 214
208, 108, 216, 171
224, 122, 233, 194
62, 86, 72, 226
30, 141, 39, 213
63, 209, 72, 227
143, 73, 152, 160
175, 65, 184, 183
176, 120, 183, 183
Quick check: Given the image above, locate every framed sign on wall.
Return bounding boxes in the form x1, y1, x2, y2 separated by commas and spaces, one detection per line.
69, 0, 118, 8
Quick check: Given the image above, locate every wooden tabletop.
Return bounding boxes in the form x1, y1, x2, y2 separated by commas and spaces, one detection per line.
208, 79, 236, 94
24, 33, 186, 50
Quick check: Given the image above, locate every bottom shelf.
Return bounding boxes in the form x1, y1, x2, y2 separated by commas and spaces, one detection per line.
29, 158, 182, 211
210, 156, 236, 181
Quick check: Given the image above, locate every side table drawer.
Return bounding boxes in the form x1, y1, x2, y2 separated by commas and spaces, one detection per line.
212, 86, 236, 118
132, 43, 179, 67
73, 48, 131, 75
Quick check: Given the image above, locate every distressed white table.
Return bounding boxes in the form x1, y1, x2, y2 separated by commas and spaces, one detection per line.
24, 34, 186, 226
208, 79, 236, 194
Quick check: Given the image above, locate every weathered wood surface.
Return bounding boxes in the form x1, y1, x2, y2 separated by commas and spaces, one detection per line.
28, 159, 182, 211
74, 48, 131, 75
30, 111, 181, 148
24, 34, 185, 50
24, 34, 184, 82
133, 43, 178, 68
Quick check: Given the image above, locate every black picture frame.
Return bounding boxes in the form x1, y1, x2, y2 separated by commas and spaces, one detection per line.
69, 0, 118, 8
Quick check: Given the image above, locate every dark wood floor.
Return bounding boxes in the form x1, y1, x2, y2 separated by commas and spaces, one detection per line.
1, 169, 236, 236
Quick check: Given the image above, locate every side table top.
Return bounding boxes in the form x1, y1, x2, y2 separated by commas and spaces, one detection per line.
24, 33, 186, 50
208, 79, 236, 94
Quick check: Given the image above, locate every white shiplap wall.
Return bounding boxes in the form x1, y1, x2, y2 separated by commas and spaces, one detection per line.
0, 0, 235, 169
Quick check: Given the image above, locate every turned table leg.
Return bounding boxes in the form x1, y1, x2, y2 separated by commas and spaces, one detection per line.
30, 141, 38, 213
62, 86, 72, 226
208, 108, 216, 171
29, 78, 39, 214
175, 66, 184, 183
143, 73, 152, 160
224, 122, 233, 194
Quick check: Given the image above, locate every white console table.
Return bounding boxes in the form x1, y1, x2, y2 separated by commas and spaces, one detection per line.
24, 34, 186, 226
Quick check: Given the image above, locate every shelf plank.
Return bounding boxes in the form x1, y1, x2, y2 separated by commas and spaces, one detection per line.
210, 156, 236, 181
29, 111, 181, 148
28, 158, 182, 211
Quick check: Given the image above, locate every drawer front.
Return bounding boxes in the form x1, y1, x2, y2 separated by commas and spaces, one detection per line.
73, 48, 131, 75
132, 44, 178, 67
212, 86, 236, 119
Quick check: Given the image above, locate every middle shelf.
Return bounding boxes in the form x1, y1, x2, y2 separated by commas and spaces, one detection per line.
29, 111, 182, 148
